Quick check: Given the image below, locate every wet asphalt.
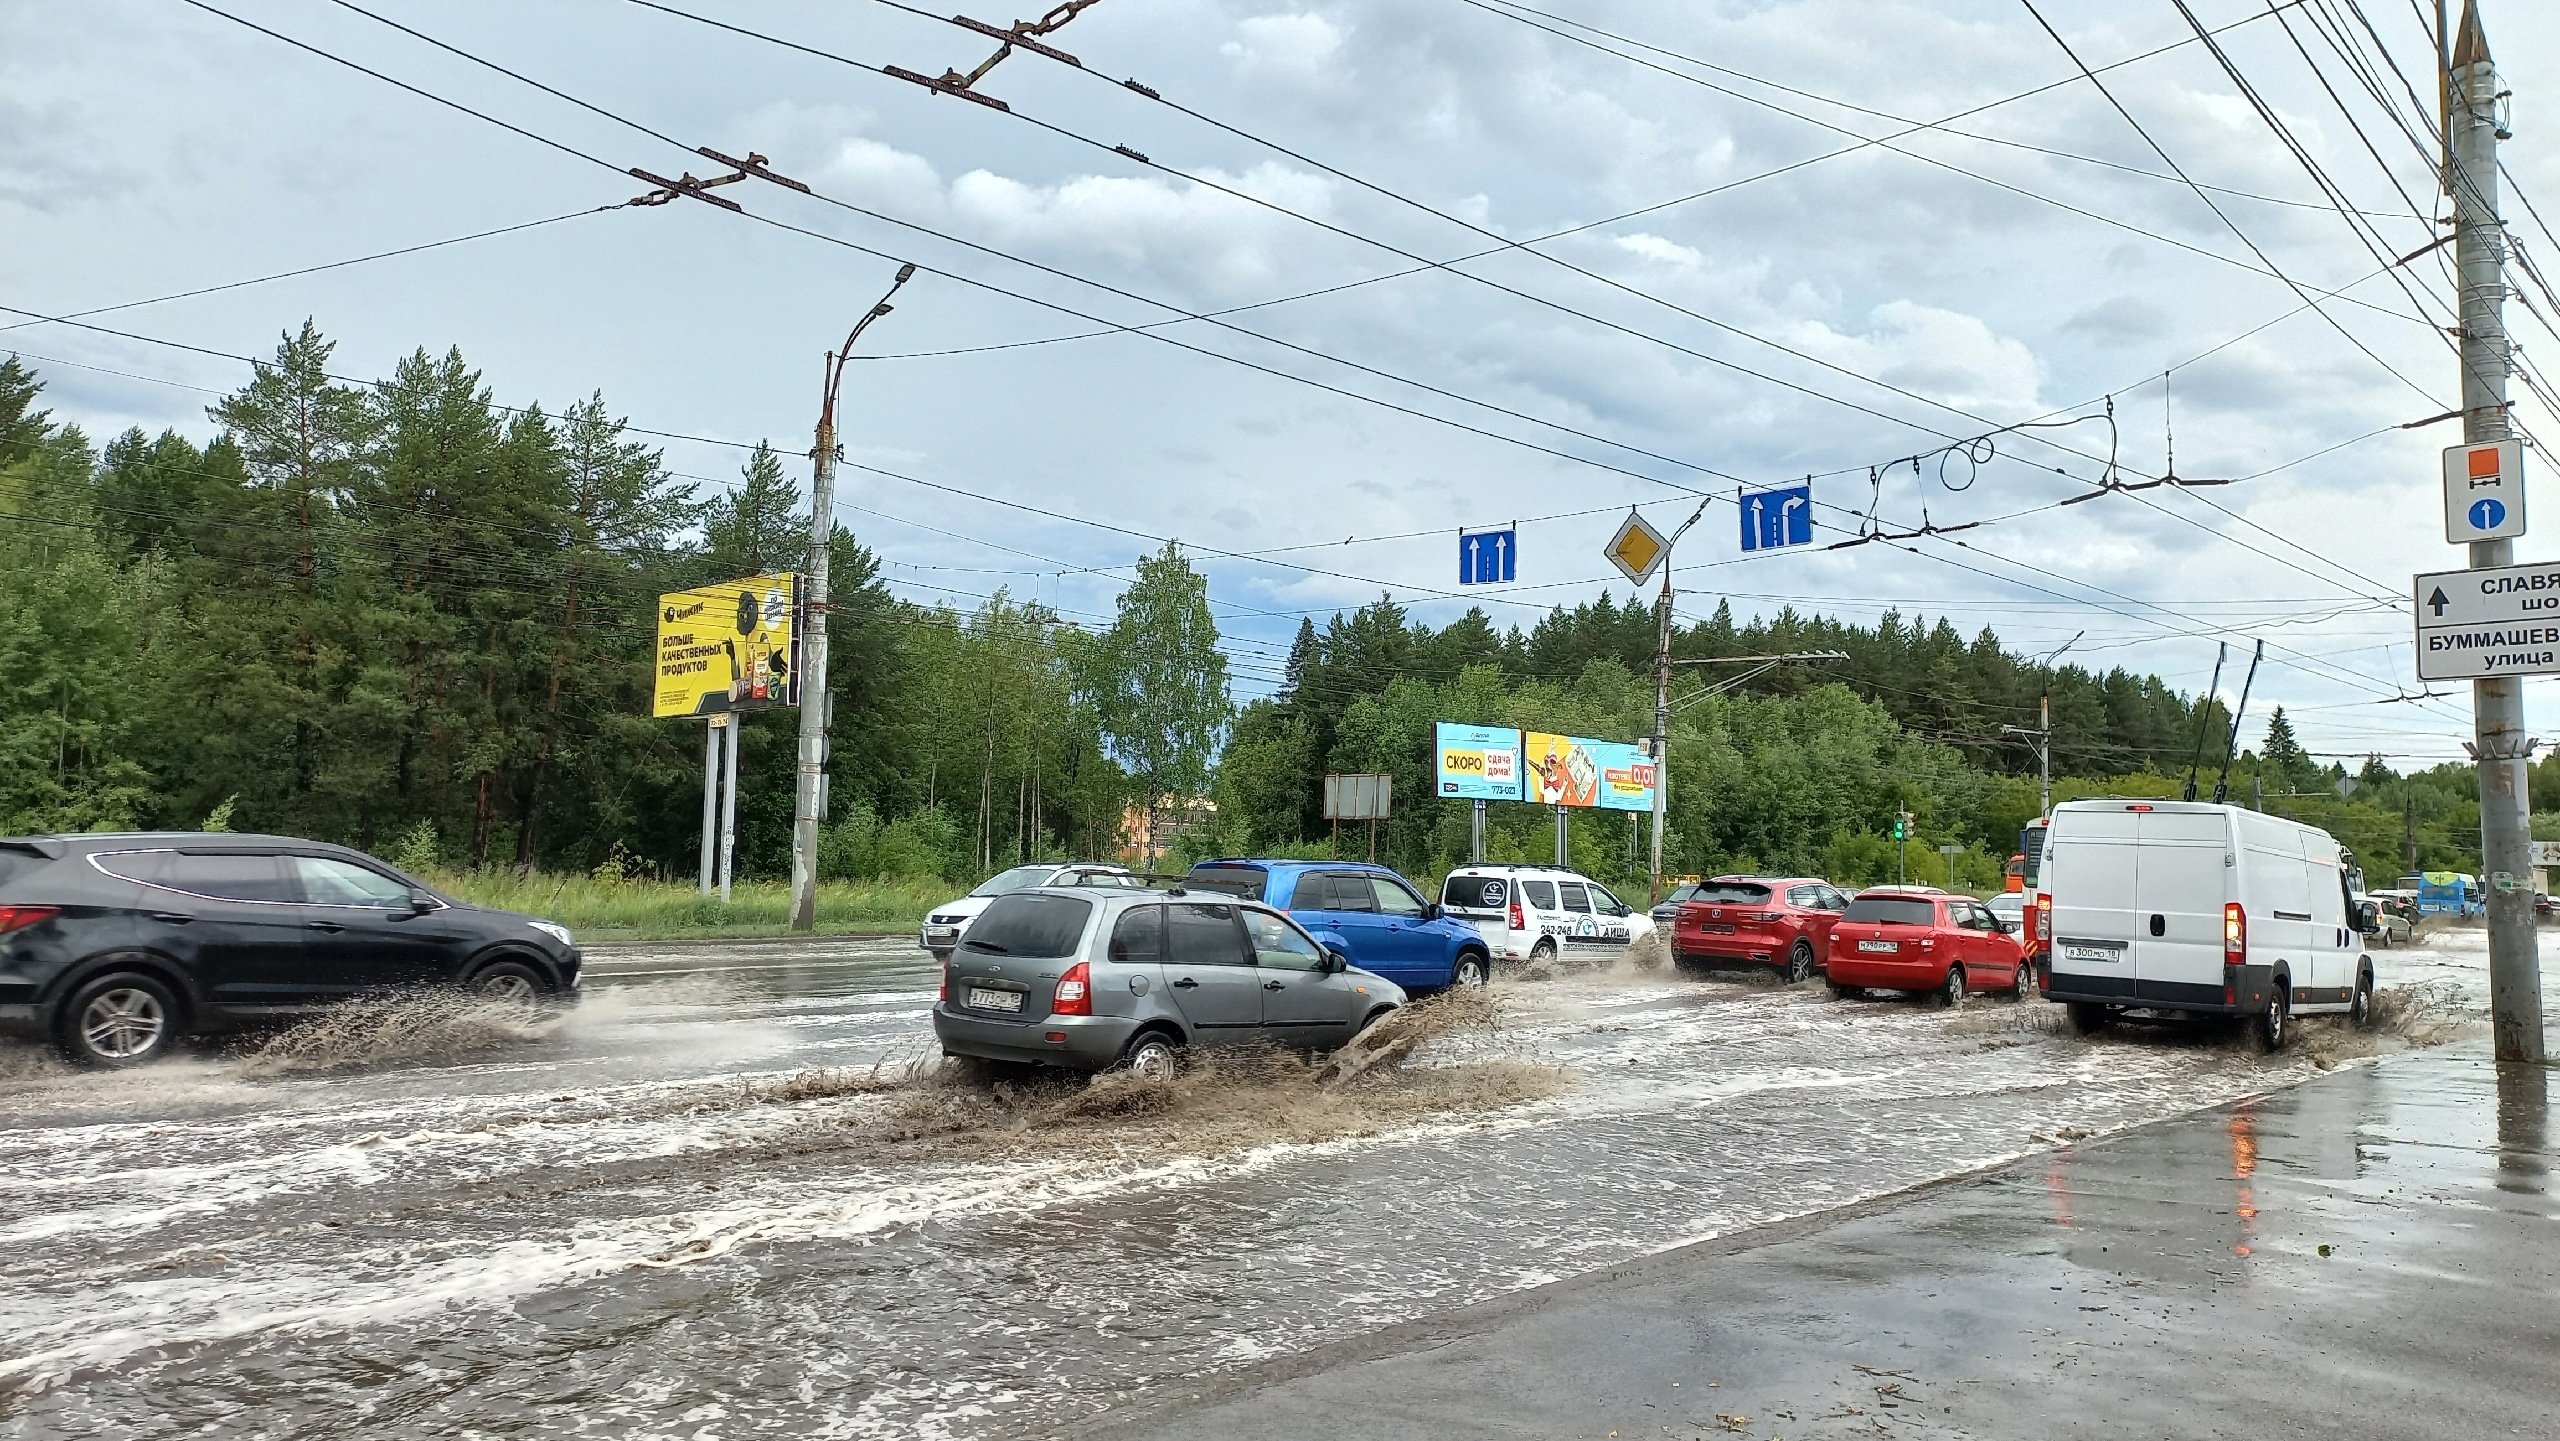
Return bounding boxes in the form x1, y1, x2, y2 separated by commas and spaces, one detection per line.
0, 932, 2531, 1439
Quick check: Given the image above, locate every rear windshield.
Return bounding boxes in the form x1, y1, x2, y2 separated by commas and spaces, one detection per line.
1844, 896, 1938, 926
971, 864, 1061, 898
1182, 865, 1266, 901
958, 893, 1092, 958
1442, 874, 1509, 909
1658, 882, 1699, 907
1690, 881, 1772, 904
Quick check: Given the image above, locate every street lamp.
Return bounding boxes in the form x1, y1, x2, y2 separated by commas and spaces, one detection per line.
2001, 630, 2082, 819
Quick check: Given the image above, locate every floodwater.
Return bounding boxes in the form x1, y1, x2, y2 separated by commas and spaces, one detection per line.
0, 933, 2503, 1438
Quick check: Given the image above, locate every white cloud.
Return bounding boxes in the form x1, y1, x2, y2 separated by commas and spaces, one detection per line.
1792, 301, 2045, 419
1613, 233, 1703, 269
1221, 13, 1348, 81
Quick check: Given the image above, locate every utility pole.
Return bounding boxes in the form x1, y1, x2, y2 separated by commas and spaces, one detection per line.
2405, 791, 2418, 875
791, 263, 916, 932
2447, 1, 2543, 1061
2002, 631, 2080, 818
1647, 501, 1711, 904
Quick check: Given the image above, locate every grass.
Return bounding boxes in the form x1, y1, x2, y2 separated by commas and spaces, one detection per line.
427, 869, 951, 942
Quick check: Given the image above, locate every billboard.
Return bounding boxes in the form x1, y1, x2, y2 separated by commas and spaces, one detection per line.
1323, 773, 1393, 820
1435, 723, 1524, 801
654, 571, 803, 718
1523, 732, 1656, 812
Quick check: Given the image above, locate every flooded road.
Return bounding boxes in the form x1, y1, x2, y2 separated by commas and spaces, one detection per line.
0, 934, 2498, 1438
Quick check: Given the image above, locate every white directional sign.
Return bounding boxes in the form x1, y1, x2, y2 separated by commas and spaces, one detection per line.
2444, 439, 2526, 543
2413, 561, 2560, 681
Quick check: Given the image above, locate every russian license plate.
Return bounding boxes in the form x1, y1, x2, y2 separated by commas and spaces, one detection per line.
1857, 939, 1899, 953
2064, 944, 2121, 963
1701, 923, 1736, 934
967, 987, 1023, 1013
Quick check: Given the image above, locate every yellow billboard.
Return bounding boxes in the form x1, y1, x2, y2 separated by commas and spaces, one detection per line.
654, 571, 802, 718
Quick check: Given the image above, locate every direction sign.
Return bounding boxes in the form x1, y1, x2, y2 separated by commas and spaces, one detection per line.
2444, 439, 2525, 543
1739, 483, 1813, 551
2413, 561, 2560, 680
1605, 510, 1668, 585
1458, 528, 1516, 584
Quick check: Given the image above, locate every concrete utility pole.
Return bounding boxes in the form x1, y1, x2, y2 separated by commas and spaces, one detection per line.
2002, 631, 2081, 817
2446, 1, 2544, 1061
791, 264, 916, 932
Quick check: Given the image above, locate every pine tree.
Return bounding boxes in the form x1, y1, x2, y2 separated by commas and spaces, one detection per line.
702, 441, 803, 577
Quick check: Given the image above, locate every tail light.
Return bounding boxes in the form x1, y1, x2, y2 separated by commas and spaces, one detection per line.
938, 960, 949, 1003
1052, 961, 1093, 1016
0, 905, 57, 935
1745, 911, 1778, 923
1508, 898, 1525, 931
2224, 903, 2246, 966
2035, 893, 2052, 944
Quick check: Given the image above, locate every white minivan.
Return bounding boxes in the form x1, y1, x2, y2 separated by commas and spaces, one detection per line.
1438, 864, 1655, 967
2039, 800, 2380, 1048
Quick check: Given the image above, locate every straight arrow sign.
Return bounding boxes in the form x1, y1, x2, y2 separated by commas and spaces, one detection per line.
2429, 586, 2450, 617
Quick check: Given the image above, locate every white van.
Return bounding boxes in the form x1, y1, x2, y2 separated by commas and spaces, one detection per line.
1438, 864, 1655, 967
2039, 800, 2378, 1048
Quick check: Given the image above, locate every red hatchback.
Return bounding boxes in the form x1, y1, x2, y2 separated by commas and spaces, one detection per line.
1824, 888, 2030, 1006
1672, 876, 1851, 984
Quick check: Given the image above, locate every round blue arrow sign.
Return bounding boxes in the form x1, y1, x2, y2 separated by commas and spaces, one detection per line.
2470, 497, 2508, 531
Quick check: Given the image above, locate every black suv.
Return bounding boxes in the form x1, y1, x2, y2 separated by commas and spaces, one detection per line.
0, 832, 581, 1067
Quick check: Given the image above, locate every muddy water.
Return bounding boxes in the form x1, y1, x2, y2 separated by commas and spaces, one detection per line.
0, 935, 2505, 1438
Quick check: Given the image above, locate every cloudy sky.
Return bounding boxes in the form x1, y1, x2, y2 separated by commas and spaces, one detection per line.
6, 0, 2555, 766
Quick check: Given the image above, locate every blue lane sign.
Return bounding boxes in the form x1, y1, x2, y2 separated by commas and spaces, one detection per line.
1740, 483, 1813, 551
1459, 528, 1517, 584
2471, 497, 2508, 532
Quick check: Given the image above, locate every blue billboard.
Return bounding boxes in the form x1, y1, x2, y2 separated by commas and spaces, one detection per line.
1434, 722, 1524, 801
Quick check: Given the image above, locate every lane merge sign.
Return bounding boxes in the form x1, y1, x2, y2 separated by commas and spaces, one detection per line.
2413, 560, 2560, 681
2443, 439, 2525, 543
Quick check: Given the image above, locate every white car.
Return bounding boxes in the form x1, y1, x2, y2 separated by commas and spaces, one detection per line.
919, 862, 1144, 959
1438, 864, 1656, 967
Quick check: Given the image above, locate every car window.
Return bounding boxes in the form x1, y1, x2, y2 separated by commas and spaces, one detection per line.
90, 849, 176, 886
1243, 908, 1326, 971
1442, 873, 1509, 909
1842, 895, 1937, 926
1166, 903, 1249, 966
1557, 882, 1592, 914
1691, 881, 1773, 904
1587, 883, 1625, 913
959, 892, 1091, 957
294, 857, 414, 908
1786, 886, 1819, 909
164, 852, 296, 903
970, 864, 1059, 898
1308, 873, 1374, 914
1520, 879, 1557, 910
1109, 905, 1163, 963
1822, 887, 1852, 911
1182, 865, 1266, 901
1369, 877, 1425, 917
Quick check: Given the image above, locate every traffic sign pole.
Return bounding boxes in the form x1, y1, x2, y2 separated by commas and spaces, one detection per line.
2446, 7, 2542, 1062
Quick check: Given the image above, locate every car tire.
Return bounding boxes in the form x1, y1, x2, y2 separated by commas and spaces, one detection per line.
1784, 941, 1818, 985
467, 960, 548, 1005
2350, 969, 2375, 1030
2251, 983, 2291, 1053
2009, 958, 2034, 1002
58, 972, 181, 1068
1936, 964, 1965, 1009
1120, 1030, 1182, 1081
1527, 939, 1557, 968
1827, 977, 1858, 1001
1452, 951, 1490, 989
2066, 1002, 2112, 1036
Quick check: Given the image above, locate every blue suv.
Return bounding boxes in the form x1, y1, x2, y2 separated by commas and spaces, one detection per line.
1181, 859, 1492, 992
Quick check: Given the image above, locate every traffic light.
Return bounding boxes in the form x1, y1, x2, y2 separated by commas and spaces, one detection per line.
1891, 816, 1905, 840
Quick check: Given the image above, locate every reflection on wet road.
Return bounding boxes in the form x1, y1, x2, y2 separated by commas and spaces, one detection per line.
0, 933, 2508, 1437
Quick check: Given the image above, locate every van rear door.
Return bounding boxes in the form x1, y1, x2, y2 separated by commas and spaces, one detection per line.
2048, 806, 2143, 990
2132, 808, 2232, 1004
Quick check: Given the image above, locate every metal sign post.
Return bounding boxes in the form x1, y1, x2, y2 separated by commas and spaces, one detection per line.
717, 714, 740, 903
698, 717, 722, 895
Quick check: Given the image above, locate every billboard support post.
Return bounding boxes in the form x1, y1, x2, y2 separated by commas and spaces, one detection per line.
717, 715, 740, 903
698, 720, 720, 896
1471, 799, 1486, 864
1554, 805, 1568, 867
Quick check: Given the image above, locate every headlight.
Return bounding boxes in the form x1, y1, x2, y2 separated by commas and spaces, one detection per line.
529, 920, 574, 947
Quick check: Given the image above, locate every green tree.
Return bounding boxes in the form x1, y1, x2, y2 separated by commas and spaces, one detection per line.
1076, 542, 1231, 864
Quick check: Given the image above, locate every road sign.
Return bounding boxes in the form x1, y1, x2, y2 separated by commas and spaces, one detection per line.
2444, 439, 2525, 543
1605, 510, 1668, 585
1739, 483, 1813, 551
2413, 561, 2560, 680
1458, 528, 1516, 584
2530, 840, 2560, 869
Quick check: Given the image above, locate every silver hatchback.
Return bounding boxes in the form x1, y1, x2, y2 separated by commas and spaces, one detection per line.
930, 887, 1408, 1077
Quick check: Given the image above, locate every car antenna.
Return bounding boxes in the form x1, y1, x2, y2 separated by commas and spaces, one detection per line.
2180, 642, 2227, 803
2209, 639, 2265, 806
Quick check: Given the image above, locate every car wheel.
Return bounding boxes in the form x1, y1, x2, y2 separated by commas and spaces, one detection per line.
59, 972, 180, 1068
2066, 1002, 2112, 1036
2010, 958, 2034, 1002
1120, 1030, 1181, 1081
2251, 983, 2291, 1053
468, 960, 548, 1007
1528, 939, 1557, 967
1452, 952, 1490, 988
1785, 940, 1817, 985
2351, 970, 2375, 1030
1936, 964, 1966, 1009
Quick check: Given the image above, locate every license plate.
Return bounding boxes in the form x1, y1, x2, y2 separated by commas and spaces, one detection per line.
1857, 939, 1898, 953
966, 987, 1023, 1013
2063, 944, 2121, 963
1701, 923, 1736, 934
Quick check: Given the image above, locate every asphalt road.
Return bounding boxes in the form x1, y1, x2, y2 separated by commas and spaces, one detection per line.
0, 931, 2520, 1439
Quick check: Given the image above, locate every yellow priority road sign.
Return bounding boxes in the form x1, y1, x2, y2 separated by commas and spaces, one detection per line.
1605, 509, 1669, 586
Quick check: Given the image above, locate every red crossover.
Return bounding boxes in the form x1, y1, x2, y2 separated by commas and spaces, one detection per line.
1824, 888, 2030, 1006
1672, 876, 1851, 984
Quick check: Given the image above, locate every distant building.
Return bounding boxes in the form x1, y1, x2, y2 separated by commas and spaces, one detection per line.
1120, 795, 1215, 870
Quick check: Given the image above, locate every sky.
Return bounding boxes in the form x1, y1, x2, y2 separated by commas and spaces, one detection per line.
5, 0, 2556, 771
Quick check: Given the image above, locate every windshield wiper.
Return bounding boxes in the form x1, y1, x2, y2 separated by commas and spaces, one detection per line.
961, 939, 1011, 954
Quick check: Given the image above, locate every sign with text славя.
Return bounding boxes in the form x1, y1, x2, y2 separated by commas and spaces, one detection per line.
2412, 561, 2560, 683
655, 571, 803, 718
1434, 723, 1524, 801
1522, 732, 1657, 812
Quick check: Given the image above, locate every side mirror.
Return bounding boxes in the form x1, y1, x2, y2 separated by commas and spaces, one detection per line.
2353, 900, 2379, 934
407, 888, 438, 914
1323, 944, 1351, 973
1421, 902, 1443, 922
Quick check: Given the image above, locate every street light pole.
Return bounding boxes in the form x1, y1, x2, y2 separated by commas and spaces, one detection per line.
791, 263, 916, 933
1648, 501, 1709, 905
2002, 631, 2081, 818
